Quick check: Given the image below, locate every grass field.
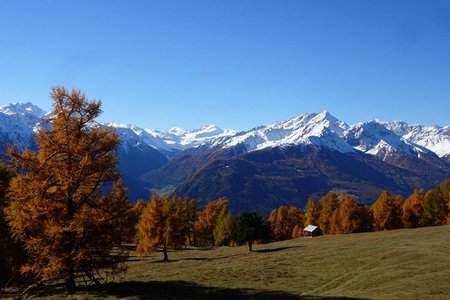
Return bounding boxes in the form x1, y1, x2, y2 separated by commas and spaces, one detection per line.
19, 225, 450, 299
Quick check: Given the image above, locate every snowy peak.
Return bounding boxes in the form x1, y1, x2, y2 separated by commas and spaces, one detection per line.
221, 111, 353, 153
108, 122, 237, 153
0, 101, 449, 161
0, 102, 47, 119
343, 121, 429, 158
177, 124, 237, 146
0, 102, 49, 150
384, 122, 450, 158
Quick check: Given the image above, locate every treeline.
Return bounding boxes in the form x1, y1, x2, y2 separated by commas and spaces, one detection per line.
134, 196, 270, 258
268, 179, 450, 240
129, 178, 450, 261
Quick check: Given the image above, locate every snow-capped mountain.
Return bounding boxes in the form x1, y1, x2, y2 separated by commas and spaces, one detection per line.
1, 102, 448, 161
384, 121, 450, 160
0, 102, 236, 154
342, 121, 432, 159
0, 101, 449, 206
0, 102, 47, 151
220, 110, 354, 153
108, 122, 237, 154
164, 124, 237, 149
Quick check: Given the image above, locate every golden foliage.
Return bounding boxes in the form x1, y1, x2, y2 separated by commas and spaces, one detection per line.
269, 206, 304, 240
194, 198, 228, 246
304, 197, 320, 226
371, 191, 403, 231
402, 189, 425, 228
292, 224, 303, 239
213, 208, 234, 246
319, 192, 339, 234
329, 194, 371, 234
136, 194, 188, 261
4, 87, 128, 291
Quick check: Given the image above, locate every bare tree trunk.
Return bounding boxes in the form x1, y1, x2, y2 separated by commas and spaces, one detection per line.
163, 247, 168, 261
66, 195, 76, 293
248, 240, 253, 252
66, 264, 75, 293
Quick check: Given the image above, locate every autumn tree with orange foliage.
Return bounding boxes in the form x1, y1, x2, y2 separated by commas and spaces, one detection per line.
5, 87, 130, 292
329, 194, 371, 234
136, 195, 188, 261
402, 189, 426, 228
371, 191, 403, 231
319, 192, 339, 234
269, 206, 304, 240
213, 208, 234, 246
194, 198, 229, 246
125, 199, 146, 243
106, 180, 135, 246
304, 197, 320, 226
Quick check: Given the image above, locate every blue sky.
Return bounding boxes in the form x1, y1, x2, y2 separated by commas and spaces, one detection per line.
0, 0, 449, 131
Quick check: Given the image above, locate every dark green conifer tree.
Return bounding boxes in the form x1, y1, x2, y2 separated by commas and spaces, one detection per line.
232, 212, 270, 251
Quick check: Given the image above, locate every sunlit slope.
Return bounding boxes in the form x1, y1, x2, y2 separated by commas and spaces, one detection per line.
123, 225, 450, 299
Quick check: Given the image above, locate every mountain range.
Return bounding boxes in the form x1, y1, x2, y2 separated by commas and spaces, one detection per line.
0, 102, 449, 213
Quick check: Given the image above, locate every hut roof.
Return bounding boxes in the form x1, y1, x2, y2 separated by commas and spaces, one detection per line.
303, 225, 319, 232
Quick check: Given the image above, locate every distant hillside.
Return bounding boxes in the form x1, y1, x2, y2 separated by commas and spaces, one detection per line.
165, 146, 447, 213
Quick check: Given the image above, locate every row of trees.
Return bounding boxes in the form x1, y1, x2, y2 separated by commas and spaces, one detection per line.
132, 178, 450, 261
135, 196, 270, 259
266, 180, 450, 240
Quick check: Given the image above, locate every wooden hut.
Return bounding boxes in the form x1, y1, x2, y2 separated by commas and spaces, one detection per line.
303, 225, 322, 237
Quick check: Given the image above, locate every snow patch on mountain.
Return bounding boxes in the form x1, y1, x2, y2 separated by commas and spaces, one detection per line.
384, 121, 450, 158
221, 110, 354, 153
168, 124, 237, 148
0, 102, 48, 150
343, 121, 430, 158
0, 102, 47, 119
108, 122, 237, 153
0, 102, 449, 161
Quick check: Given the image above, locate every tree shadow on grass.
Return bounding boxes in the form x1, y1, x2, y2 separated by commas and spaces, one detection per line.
254, 246, 304, 253
131, 246, 305, 264
90, 280, 366, 300
151, 257, 210, 263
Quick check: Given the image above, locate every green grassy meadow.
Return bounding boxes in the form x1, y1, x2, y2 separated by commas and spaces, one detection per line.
24, 225, 450, 299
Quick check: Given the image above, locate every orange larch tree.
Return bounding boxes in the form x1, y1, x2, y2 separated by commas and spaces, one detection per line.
269, 206, 304, 240
304, 197, 321, 226
213, 208, 234, 246
371, 190, 403, 231
402, 189, 426, 228
5, 87, 129, 292
136, 195, 188, 261
330, 194, 371, 234
126, 199, 146, 243
319, 192, 339, 234
194, 198, 228, 246
106, 179, 134, 246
